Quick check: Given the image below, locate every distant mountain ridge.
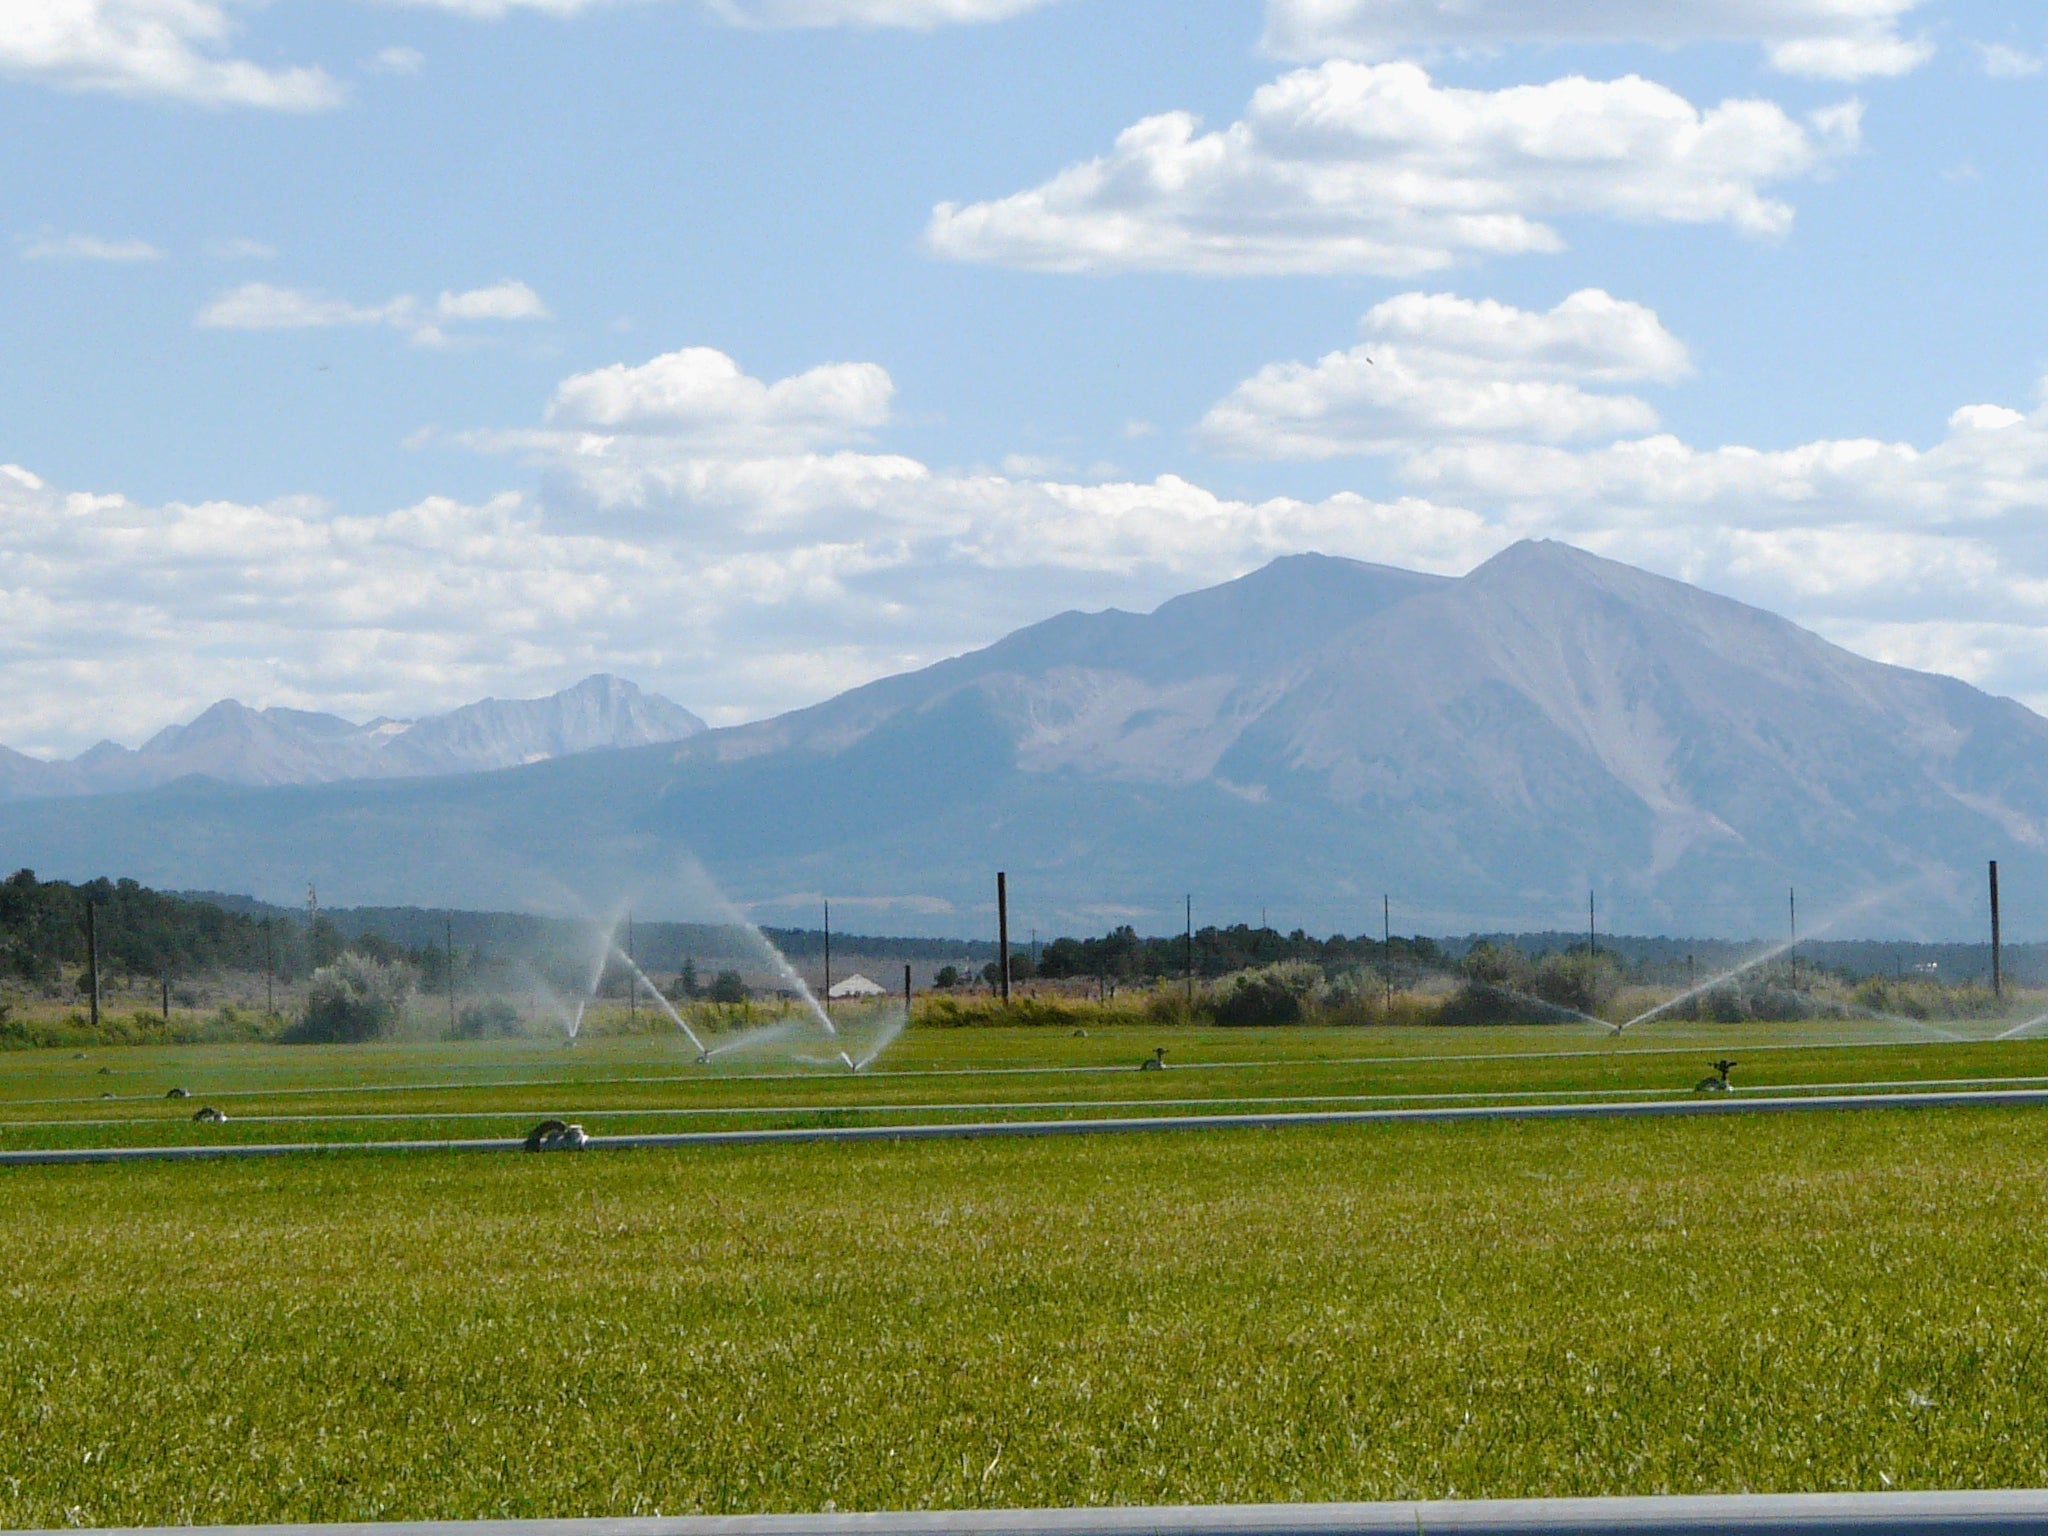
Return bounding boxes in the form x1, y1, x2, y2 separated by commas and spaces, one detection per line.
0, 544, 2041, 938
0, 675, 705, 799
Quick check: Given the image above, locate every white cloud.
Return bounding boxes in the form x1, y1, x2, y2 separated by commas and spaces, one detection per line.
1200, 289, 1686, 458
1262, 1, 1933, 81
368, 45, 425, 75
18, 230, 162, 262
381, 0, 1053, 22
205, 235, 275, 260
1979, 42, 2045, 79
29, 334, 2048, 763
546, 347, 893, 450
196, 279, 550, 345
0, 0, 341, 108
928, 61, 1856, 276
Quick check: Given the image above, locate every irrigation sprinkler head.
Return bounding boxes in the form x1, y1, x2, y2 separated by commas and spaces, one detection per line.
191, 1106, 226, 1124
165, 1087, 188, 1099
1693, 1059, 1738, 1094
523, 1119, 588, 1153
838, 1051, 859, 1073
696, 1050, 710, 1065
1140, 1047, 1167, 1071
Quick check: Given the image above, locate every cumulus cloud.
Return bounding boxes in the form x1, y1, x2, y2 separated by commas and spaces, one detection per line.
1200, 289, 1689, 458
17, 230, 162, 262
27, 331, 2048, 761
381, 0, 1053, 22
546, 347, 894, 449
1979, 42, 2045, 78
0, 0, 341, 108
927, 61, 1857, 276
1262, 0, 1934, 81
196, 279, 549, 345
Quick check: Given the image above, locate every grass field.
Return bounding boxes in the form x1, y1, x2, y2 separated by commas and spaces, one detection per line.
4, 1011, 2048, 1153
7, 1104, 2048, 1524
10, 1021, 2048, 1525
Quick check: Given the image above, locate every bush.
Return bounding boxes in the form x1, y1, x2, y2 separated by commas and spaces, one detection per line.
1207, 962, 1318, 1027
291, 954, 414, 1043
707, 970, 748, 1005
454, 999, 524, 1038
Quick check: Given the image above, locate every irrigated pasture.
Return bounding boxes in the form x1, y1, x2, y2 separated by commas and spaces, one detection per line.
7, 1103, 2048, 1525
6, 1017, 2048, 1152
9, 1022, 2048, 1527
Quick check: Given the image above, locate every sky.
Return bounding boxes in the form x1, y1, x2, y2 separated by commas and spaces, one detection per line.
3, 0, 2048, 756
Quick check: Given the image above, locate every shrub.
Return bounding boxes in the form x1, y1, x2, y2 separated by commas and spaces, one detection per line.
708, 970, 749, 1005
1207, 962, 1319, 1027
455, 999, 524, 1038
291, 954, 414, 1043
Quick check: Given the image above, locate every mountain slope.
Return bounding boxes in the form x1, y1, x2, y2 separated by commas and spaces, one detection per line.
0, 545, 2038, 938
0, 675, 705, 799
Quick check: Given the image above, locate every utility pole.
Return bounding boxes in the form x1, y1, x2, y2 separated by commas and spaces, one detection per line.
904, 963, 913, 1022
626, 912, 635, 1029
263, 919, 274, 1016
996, 874, 1010, 1004
446, 914, 457, 1034
160, 971, 169, 1023
1991, 860, 2003, 999
824, 898, 833, 1008
1589, 891, 1597, 959
1383, 894, 1392, 1011
85, 900, 100, 1029
1789, 887, 1798, 984
1184, 893, 1194, 1007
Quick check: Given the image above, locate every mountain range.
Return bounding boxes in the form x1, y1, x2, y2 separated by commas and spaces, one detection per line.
0, 674, 704, 799
0, 542, 2038, 939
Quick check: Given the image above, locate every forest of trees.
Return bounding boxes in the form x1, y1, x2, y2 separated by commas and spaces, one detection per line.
0, 869, 442, 992
1034, 923, 1444, 984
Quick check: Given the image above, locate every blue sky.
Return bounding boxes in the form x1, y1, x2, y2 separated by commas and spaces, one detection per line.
4, 0, 2048, 755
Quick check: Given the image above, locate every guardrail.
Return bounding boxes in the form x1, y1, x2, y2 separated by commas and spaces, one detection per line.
19, 1492, 2048, 1536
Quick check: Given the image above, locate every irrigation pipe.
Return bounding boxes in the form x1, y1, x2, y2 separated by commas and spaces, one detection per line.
10, 1084, 2048, 1166
18, 1489, 2048, 1536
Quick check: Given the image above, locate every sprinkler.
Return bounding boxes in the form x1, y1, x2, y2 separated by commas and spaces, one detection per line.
1140, 1047, 1167, 1072
838, 1051, 859, 1073
165, 1087, 188, 1099
191, 1106, 226, 1124
1693, 1059, 1737, 1094
523, 1119, 588, 1153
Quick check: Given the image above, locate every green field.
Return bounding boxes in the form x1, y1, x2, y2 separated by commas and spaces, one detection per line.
10, 1021, 2048, 1525
4, 1010, 2048, 1153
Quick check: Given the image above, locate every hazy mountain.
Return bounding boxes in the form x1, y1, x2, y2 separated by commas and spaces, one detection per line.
0, 675, 704, 799
0, 544, 2040, 939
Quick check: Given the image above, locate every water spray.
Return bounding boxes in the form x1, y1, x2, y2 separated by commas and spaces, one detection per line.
609, 945, 709, 1057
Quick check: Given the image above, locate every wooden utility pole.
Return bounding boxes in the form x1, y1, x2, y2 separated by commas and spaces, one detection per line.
996, 874, 1011, 1004
1184, 893, 1193, 1007
1383, 894, 1392, 1010
446, 914, 458, 1033
824, 898, 832, 1007
904, 963, 913, 1021
263, 919, 273, 1015
1589, 891, 1597, 959
85, 900, 100, 1029
1991, 860, 2003, 999
626, 913, 635, 1029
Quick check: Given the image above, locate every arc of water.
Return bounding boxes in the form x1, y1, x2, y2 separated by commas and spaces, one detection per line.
610, 946, 709, 1056
1998, 1012, 2048, 1041
1458, 980, 1613, 1032
1614, 935, 1802, 1035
